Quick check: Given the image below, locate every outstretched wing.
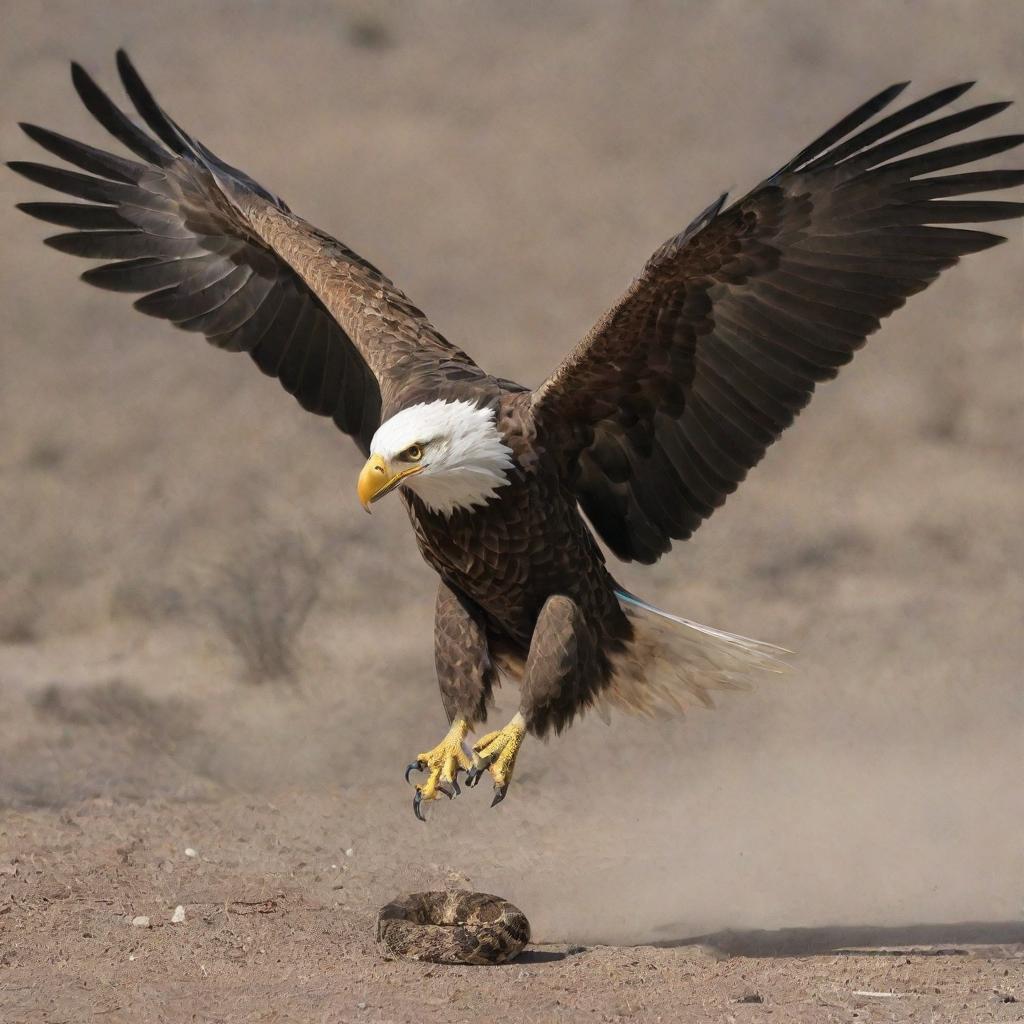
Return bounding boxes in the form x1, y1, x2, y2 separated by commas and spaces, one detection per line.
532, 83, 1024, 563
10, 51, 484, 455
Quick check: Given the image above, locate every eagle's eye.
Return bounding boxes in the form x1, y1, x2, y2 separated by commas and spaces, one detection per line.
402, 443, 423, 462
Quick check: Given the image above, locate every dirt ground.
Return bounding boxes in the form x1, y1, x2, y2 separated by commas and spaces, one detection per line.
2, 2, 1023, 1021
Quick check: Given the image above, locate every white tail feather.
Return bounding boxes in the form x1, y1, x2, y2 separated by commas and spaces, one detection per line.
598, 589, 790, 720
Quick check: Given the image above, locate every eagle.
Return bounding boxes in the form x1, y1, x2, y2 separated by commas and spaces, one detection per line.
11, 54, 1023, 819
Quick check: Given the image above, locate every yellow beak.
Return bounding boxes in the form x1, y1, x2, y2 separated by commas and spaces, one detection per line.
357, 454, 422, 512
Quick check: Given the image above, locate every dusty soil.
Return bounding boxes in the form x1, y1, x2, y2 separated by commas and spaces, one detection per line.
2, 791, 1022, 1024
2, 2, 1023, 1021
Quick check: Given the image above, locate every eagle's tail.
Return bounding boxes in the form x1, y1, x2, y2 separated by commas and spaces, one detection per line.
598, 589, 790, 719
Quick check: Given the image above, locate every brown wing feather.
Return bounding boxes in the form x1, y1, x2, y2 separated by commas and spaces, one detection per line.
10, 51, 485, 454
533, 83, 1024, 563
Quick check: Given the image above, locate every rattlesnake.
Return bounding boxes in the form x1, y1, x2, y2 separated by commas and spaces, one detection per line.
376, 890, 530, 964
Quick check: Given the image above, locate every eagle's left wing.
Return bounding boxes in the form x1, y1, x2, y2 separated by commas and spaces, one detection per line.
532, 83, 1024, 564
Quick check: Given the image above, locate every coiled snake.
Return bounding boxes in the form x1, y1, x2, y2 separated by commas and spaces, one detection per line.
376, 890, 530, 964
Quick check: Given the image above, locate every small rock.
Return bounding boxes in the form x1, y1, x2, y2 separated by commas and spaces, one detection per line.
345, 848, 354, 858
131, 916, 151, 928
347, 16, 394, 51
736, 991, 763, 1004
184, 848, 197, 858
171, 905, 186, 924
356, 1002, 367, 1010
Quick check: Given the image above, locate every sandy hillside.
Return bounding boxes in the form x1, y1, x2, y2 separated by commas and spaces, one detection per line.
1, 2, 1023, 1021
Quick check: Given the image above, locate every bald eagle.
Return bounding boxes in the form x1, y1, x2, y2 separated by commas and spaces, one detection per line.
11, 54, 1023, 818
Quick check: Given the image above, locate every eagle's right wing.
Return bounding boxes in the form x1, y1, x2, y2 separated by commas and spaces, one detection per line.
10, 51, 485, 456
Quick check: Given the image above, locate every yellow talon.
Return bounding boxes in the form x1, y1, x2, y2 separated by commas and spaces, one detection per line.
469, 712, 526, 804
408, 719, 472, 819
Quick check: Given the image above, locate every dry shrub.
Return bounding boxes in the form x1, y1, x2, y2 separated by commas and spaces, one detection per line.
198, 532, 320, 683
32, 678, 196, 742
109, 577, 187, 623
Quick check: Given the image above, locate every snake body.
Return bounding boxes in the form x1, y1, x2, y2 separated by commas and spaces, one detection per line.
376, 890, 530, 965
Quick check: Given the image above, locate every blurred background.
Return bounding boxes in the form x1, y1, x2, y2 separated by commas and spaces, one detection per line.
1, 0, 1022, 944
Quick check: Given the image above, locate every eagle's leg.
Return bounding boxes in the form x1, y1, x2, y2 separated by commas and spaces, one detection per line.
408, 581, 496, 820
407, 718, 472, 805
466, 712, 526, 805
467, 595, 588, 805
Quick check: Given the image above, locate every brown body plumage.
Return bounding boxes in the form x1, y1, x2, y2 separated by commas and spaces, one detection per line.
10, 54, 1023, 813
409, 390, 631, 737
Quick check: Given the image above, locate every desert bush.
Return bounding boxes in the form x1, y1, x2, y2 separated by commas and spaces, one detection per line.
197, 532, 320, 683
110, 577, 187, 623
32, 678, 196, 742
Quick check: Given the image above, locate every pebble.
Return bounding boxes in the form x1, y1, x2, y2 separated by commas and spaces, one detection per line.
184, 848, 197, 858
735, 991, 763, 1004
131, 916, 151, 928
345, 848, 354, 857
171, 905, 186, 924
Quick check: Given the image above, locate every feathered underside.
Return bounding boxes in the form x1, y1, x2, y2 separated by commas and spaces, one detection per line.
533, 82, 1024, 563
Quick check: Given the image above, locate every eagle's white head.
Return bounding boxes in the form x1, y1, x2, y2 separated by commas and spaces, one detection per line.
357, 399, 515, 517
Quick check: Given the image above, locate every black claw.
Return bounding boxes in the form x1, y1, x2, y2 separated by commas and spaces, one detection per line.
405, 760, 425, 785
413, 790, 426, 822
450, 776, 461, 797
490, 785, 508, 808
438, 781, 455, 800
465, 766, 483, 788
